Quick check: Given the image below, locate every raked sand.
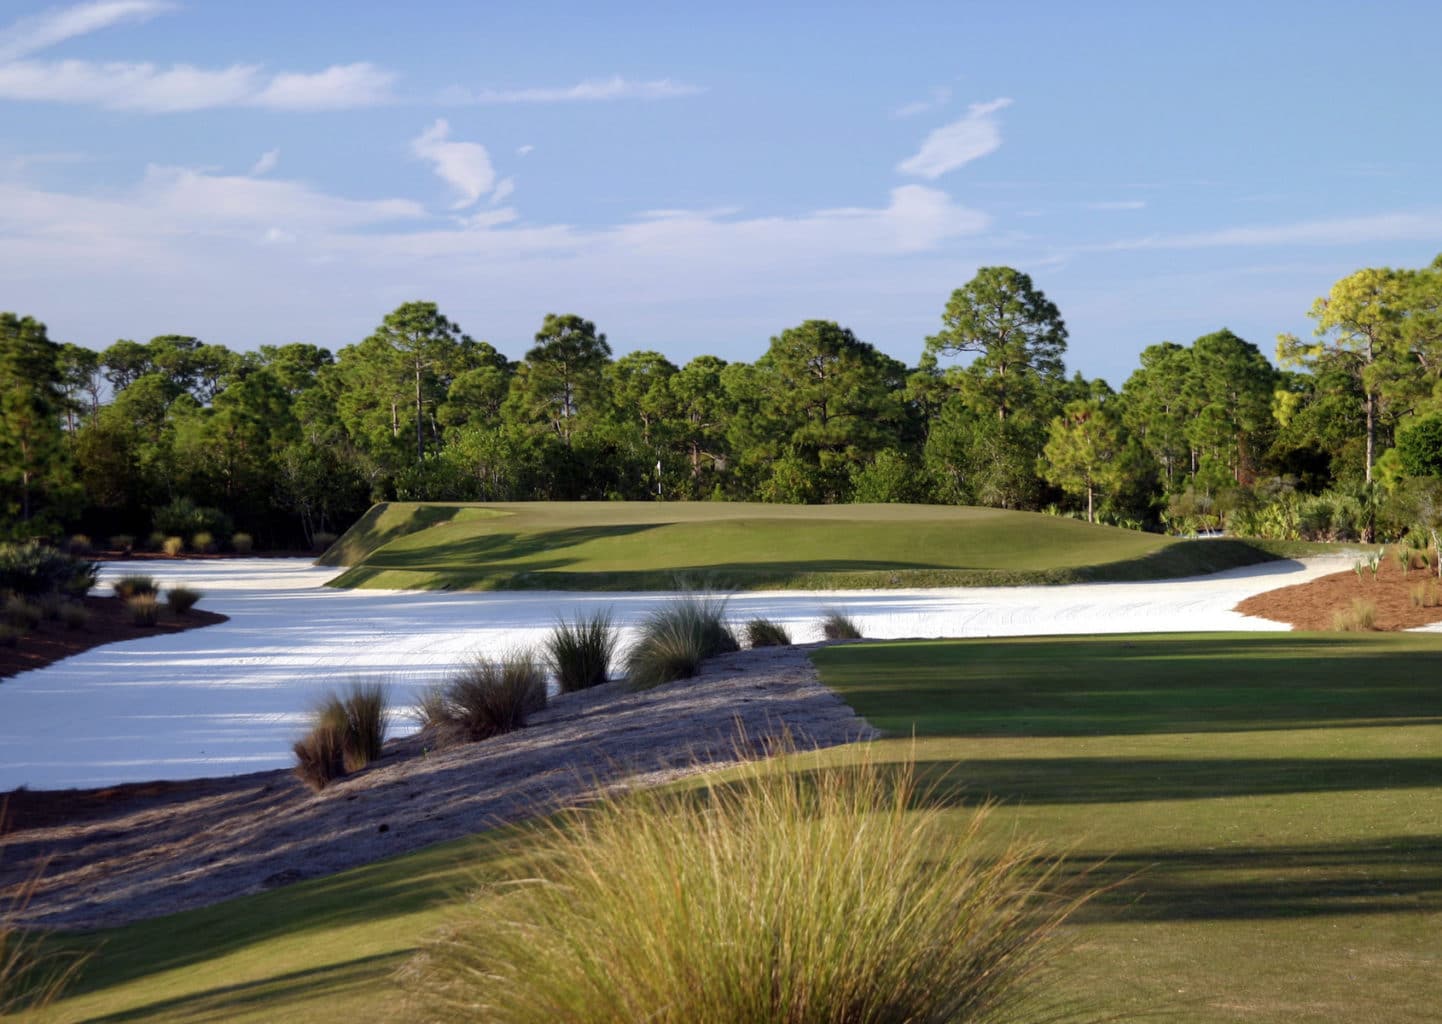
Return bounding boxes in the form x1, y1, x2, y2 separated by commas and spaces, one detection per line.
0, 555, 1348, 790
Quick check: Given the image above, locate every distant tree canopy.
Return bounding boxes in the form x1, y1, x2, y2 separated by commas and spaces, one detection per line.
5, 256, 1442, 546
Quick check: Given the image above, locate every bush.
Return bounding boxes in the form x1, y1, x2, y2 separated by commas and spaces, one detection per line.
0, 625, 20, 648
108, 534, 135, 554
59, 603, 90, 630
407, 748, 1085, 1024
146, 531, 165, 551
151, 496, 231, 541
165, 586, 202, 615
743, 617, 791, 648
1332, 598, 1377, 632
231, 532, 254, 554
820, 608, 862, 640
625, 593, 739, 689
128, 594, 160, 626
191, 531, 215, 554
36, 593, 63, 621
545, 611, 618, 692
0, 542, 85, 597
64, 560, 99, 599
2, 597, 40, 632
293, 683, 390, 790
422, 652, 547, 744
312, 531, 338, 553
162, 536, 184, 557
66, 534, 91, 556
112, 575, 158, 599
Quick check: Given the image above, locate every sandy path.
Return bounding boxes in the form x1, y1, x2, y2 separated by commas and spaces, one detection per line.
0, 555, 1350, 790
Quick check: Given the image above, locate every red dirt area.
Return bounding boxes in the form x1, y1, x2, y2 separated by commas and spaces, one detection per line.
1236, 552, 1442, 631
0, 595, 227, 681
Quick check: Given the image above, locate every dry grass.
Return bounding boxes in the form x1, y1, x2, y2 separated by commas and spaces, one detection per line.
420, 651, 548, 744
1331, 598, 1378, 632
406, 745, 1089, 1024
743, 617, 792, 647
112, 575, 158, 600
625, 592, 739, 688
820, 607, 863, 640
545, 611, 618, 692
292, 683, 389, 790
127, 593, 160, 627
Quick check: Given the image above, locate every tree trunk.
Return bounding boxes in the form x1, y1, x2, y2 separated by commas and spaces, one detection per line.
1086, 482, 1094, 524
415, 365, 425, 462
1364, 390, 1375, 484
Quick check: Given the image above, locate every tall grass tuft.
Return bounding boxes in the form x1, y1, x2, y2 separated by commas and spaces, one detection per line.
1332, 598, 1378, 632
191, 531, 215, 554
231, 531, 254, 554
0, 625, 19, 648
407, 746, 1088, 1024
545, 611, 618, 692
128, 593, 160, 626
421, 651, 548, 744
2, 867, 87, 1016
293, 683, 389, 789
743, 617, 792, 648
165, 586, 202, 616
625, 593, 739, 688
1411, 582, 1440, 609
162, 536, 185, 557
112, 574, 158, 600
59, 602, 90, 630
108, 534, 135, 554
66, 534, 91, 556
2, 597, 40, 632
820, 607, 863, 640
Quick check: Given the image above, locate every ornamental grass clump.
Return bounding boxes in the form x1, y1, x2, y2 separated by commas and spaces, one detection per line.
128, 593, 160, 627
2, 597, 40, 633
743, 617, 791, 648
820, 607, 863, 641
406, 747, 1088, 1024
165, 585, 202, 616
161, 536, 185, 557
1332, 598, 1378, 632
624, 593, 739, 688
293, 682, 390, 790
1410, 582, 1440, 609
112, 574, 158, 600
545, 610, 618, 692
231, 532, 254, 554
420, 651, 548, 744
59, 602, 90, 630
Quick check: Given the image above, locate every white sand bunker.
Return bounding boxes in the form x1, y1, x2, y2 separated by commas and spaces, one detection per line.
0, 555, 1346, 790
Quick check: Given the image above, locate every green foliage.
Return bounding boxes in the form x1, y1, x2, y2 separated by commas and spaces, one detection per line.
1396, 413, 1442, 478
165, 586, 202, 615
545, 611, 618, 692
1040, 399, 1131, 523
408, 749, 1082, 1024
112, 574, 158, 599
2, 596, 40, 632
59, 602, 90, 630
743, 617, 791, 647
422, 652, 548, 743
820, 608, 862, 640
127, 593, 160, 626
0, 541, 93, 597
625, 592, 739, 688
152, 496, 232, 541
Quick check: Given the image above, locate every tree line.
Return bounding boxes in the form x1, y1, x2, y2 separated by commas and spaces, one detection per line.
3, 257, 1441, 549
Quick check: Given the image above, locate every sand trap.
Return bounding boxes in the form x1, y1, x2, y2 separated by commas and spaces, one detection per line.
0, 555, 1348, 789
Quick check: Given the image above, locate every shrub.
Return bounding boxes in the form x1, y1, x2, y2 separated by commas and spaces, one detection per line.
625, 593, 739, 688
36, 593, 63, 621
112, 574, 158, 600
151, 496, 231, 541
0, 625, 19, 648
231, 532, 254, 554
191, 531, 215, 554
546, 610, 618, 692
743, 617, 792, 648
407, 748, 1085, 1024
426, 652, 548, 743
0, 542, 84, 597
59, 603, 90, 630
146, 531, 165, 551
293, 683, 390, 790
820, 608, 863, 640
162, 536, 184, 557
312, 531, 338, 553
128, 594, 160, 626
66, 534, 91, 556
64, 560, 99, 599
2, 597, 40, 632
1332, 598, 1377, 632
108, 534, 135, 554
165, 586, 202, 615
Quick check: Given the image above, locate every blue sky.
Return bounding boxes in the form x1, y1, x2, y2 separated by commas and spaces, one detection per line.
2, 0, 1439, 384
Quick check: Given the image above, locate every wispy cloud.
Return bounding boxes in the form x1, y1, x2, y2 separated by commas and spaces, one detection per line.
892, 86, 950, 119
411, 119, 497, 210
443, 75, 702, 104
0, 0, 170, 62
1097, 209, 1442, 250
897, 97, 1013, 180
250, 149, 280, 176
252, 63, 396, 110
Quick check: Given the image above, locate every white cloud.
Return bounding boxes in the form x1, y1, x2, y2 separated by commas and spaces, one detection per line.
897, 97, 1013, 180
892, 86, 951, 119
490, 177, 515, 205
252, 63, 396, 110
0, 0, 171, 62
516, 144, 534, 157
1098, 210, 1442, 250
411, 119, 497, 210
444, 75, 702, 104
249, 149, 280, 176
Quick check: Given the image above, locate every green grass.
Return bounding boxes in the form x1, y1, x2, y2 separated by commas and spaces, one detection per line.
34, 632, 1442, 1023
322, 501, 1341, 591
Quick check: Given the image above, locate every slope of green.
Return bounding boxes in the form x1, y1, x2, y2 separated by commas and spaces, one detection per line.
322, 501, 1324, 590
36, 632, 1442, 1023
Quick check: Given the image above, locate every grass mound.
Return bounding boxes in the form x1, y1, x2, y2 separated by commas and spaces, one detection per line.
545, 611, 618, 692
407, 748, 1083, 1024
624, 592, 738, 688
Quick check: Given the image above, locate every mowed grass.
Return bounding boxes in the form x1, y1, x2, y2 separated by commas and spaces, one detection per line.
31, 632, 1442, 1023
322, 501, 1329, 590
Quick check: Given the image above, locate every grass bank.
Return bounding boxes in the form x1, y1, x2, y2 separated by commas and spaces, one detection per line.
322, 501, 1337, 591
33, 631, 1442, 1022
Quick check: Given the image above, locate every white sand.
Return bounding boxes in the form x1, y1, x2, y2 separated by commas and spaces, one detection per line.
0, 555, 1347, 790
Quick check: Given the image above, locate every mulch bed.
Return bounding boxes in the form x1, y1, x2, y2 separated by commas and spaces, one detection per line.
0, 596, 227, 681
1236, 553, 1442, 631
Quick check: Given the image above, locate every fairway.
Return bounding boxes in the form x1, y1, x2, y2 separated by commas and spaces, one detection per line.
33, 632, 1442, 1023
322, 501, 1310, 590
